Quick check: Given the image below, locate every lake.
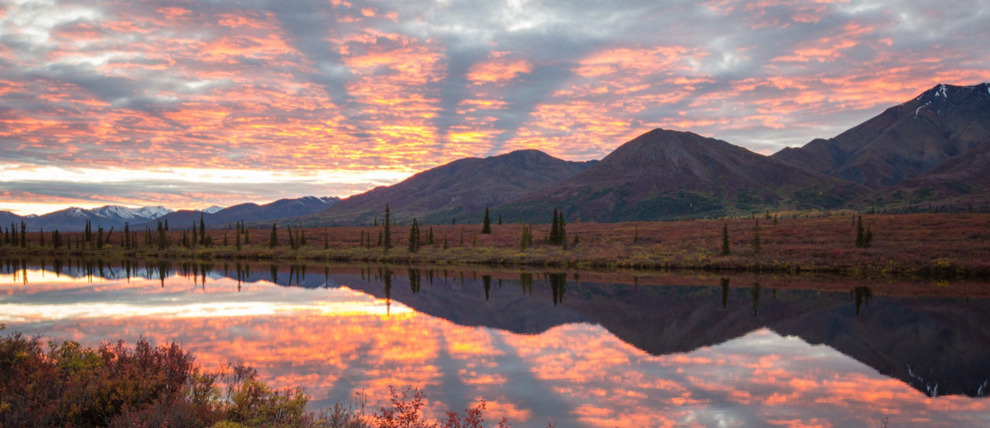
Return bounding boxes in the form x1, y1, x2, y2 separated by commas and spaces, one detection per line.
1, 259, 988, 427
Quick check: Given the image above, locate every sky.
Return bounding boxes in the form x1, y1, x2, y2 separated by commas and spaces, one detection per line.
1, 0, 988, 215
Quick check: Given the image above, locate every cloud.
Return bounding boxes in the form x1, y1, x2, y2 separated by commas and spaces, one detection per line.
1, 0, 988, 212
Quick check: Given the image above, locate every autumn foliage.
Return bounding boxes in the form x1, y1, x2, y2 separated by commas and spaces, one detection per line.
0, 333, 510, 428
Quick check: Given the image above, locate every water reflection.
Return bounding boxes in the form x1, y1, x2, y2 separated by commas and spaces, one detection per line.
1, 260, 989, 427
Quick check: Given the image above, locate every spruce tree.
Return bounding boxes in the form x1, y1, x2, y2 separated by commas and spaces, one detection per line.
752, 220, 761, 256
383, 204, 392, 251
199, 213, 206, 245
408, 218, 420, 253
721, 223, 731, 256
20, 221, 27, 248
855, 216, 866, 248
520, 224, 533, 251
269, 224, 278, 248
549, 209, 559, 244
558, 211, 566, 247
481, 208, 491, 234
39, 227, 44, 247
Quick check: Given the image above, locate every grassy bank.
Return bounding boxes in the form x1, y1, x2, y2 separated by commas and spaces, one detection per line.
2, 213, 989, 278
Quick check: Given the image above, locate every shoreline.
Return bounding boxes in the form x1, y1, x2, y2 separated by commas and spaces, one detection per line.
3, 213, 988, 280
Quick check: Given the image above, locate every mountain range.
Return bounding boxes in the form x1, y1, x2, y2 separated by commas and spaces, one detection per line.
1, 197, 339, 232
6, 83, 988, 231
295, 82, 990, 225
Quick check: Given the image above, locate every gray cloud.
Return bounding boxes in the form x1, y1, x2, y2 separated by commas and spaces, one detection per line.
1, 0, 989, 211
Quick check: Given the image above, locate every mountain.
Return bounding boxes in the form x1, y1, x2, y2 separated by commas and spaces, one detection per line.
202, 206, 225, 214
16, 205, 173, 232
496, 129, 869, 222
290, 150, 595, 226
0, 211, 23, 225
773, 83, 990, 189
865, 140, 990, 209
148, 196, 340, 229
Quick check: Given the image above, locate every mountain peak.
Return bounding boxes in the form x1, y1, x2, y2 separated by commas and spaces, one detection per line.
774, 82, 990, 188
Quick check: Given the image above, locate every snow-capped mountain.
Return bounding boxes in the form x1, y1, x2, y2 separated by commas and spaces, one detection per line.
16, 205, 175, 231
201, 205, 225, 214
89, 205, 173, 220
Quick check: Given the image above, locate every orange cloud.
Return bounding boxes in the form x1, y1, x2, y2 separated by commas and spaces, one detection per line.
467, 59, 533, 84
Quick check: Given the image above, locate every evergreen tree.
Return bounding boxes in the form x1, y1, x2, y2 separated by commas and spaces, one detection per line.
287, 226, 296, 249
199, 213, 206, 245
548, 209, 567, 246
721, 223, 731, 256
124, 223, 131, 249
158, 223, 166, 250
752, 220, 761, 256
269, 224, 278, 248
383, 204, 392, 251
559, 211, 567, 247
243, 227, 249, 244
427, 227, 434, 246
498, 214, 502, 225
865, 224, 874, 248
39, 227, 44, 247
20, 221, 27, 248
408, 218, 420, 253
855, 216, 866, 248
96, 226, 104, 249
191, 223, 197, 247
520, 224, 533, 251
236, 228, 242, 251
549, 209, 560, 244
481, 208, 492, 234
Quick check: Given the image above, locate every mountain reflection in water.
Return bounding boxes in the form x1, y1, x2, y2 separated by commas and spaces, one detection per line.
1, 259, 988, 427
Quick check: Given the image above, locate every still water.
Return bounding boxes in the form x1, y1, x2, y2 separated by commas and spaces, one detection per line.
1, 259, 988, 427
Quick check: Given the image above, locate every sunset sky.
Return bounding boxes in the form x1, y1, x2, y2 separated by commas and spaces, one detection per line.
1, 0, 988, 215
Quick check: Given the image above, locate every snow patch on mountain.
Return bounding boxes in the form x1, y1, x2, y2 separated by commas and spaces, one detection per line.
202, 205, 225, 214
90, 205, 173, 220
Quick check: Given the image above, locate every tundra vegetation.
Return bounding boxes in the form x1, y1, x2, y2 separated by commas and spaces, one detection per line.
2, 210, 989, 278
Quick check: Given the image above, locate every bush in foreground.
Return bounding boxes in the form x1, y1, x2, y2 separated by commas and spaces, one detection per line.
0, 332, 509, 428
